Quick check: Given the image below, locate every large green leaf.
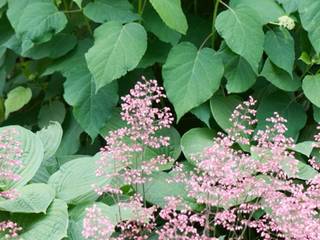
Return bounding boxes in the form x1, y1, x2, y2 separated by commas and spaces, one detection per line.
277, 0, 299, 13
38, 101, 66, 128
219, 46, 256, 93
230, 0, 284, 24
261, 58, 300, 92
83, 0, 139, 23
190, 102, 212, 128
264, 28, 294, 75
4, 86, 32, 119
0, 183, 54, 213
210, 94, 242, 131
0, 126, 44, 189
215, 5, 264, 72
15, 199, 68, 240
7, 0, 67, 52
181, 128, 216, 162
143, 6, 181, 45
163, 42, 224, 121
299, 0, 320, 53
256, 92, 307, 138
85, 22, 147, 91
302, 75, 320, 108
48, 154, 121, 205
36, 122, 63, 161
149, 0, 188, 34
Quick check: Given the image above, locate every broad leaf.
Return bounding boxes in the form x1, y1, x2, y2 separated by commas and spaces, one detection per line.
299, 0, 320, 53
181, 128, 216, 162
264, 28, 294, 75
0, 183, 54, 213
4, 86, 32, 119
191, 102, 212, 128
7, 0, 67, 52
83, 0, 139, 23
261, 58, 300, 92
314, 105, 320, 123
86, 21, 147, 91
163, 42, 224, 121
302, 75, 320, 108
215, 5, 264, 72
38, 101, 66, 128
149, 0, 188, 34
0, 125, 44, 189
210, 94, 242, 131
290, 141, 314, 157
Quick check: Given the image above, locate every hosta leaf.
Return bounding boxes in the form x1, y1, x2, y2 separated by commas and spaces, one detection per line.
143, 6, 181, 45
302, 75, 320, 108
48, 154, 121, 205
215, 5, 264, 72
219, 46, 256, 93
210, 94, 242, 131
83, 0, 139, 23
0, 183, 54, 213
38, 100, 66, 128
15, 199, 68, 240
7, 0, 67, 52
230, 0, 284, 24
299, 0, 320, 53
264, 28, 294, 75
149, 0, 188, 34
290, 141, 314, 157
256, 92, 307, 138
86, 22, 147, 91
0, 126, 44, 189
181, 128, 216, 162
191, 102, 212, 128
261, 58, 300, 92
4, 86, 32, 119
163, 42, 224, 121
36, 122, 63, 161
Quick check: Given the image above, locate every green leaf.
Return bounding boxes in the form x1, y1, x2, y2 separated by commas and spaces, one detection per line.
191, 102, 212, 128
4, 86, 32, 119
181, 128, 216, 162
281, 158, 318, 180
143, 6, 181, 45
302, 74, 320, 107
7, 0, 67, 52
72, 0, 82, 8
36, 122, 63, 161
16, 199, 68, 240
48, 154, 121, 205
149, 0, 188, 34
313, 105, 320, 123
83, 0, 139, 23
290, 141, 314, 157
38, 101, 66, 128
264, 28, 294, 75
0, 183, 54, 213
299, 0, 320, 53
256, 91, 307, 138
0, 126, 44, 189
215, 5, 264, 72
163, 42, 224, 121
261, 58, 300, 92
86, 22, 147, 91
277, 0, 299, 13
230, 0, 284, 24
219, 46, 256, 93
210, 94, 242, 131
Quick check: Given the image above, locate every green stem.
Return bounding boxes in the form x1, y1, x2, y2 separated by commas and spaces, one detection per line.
84, 16, 93, 35
63, 9, 82, 13
138, 0, 143, 15
211, 0, 221, 49
200, 33, 213, 49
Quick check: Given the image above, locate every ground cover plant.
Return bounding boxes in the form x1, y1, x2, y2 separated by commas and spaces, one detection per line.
1, 0, 320, 239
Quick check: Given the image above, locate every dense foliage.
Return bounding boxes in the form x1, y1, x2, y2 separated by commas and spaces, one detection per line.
1, 0, 320, 239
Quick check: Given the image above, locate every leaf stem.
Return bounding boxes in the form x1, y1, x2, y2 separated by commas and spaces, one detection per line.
200, 33, 213, 49
211, 0, 221, 49
63, 9, 82, 13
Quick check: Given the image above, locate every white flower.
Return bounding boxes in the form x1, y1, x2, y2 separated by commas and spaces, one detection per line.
278, 15, 295, 30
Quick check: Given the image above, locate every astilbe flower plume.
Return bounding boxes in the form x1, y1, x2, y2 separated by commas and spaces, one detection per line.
0, 128, 23, 238
96, 77, 174, 195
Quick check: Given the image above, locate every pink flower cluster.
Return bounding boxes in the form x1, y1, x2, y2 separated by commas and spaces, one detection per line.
0, 221, 22, 239
96, 77, 174, 195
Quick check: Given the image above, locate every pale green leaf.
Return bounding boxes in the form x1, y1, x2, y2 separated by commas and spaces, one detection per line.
4, 86, 32, 119
290, 141, 315, 157
86, 22, 147, 91
215, 5, 264, 72
83, 0, 139, 23
163, 42, 224, 121
302, 74, 320, 107
149, 0, 188, 34
0, 183, 54, 213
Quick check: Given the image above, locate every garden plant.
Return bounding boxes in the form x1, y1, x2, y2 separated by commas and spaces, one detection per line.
1, 0, 320, 239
